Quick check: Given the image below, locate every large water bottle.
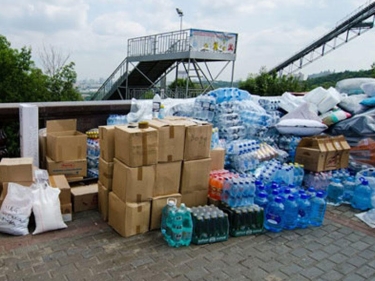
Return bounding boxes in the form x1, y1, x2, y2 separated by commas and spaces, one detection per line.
309, 191, 326, 227
264, 196, 285, 232
152, 93, 162, 118
351, 178, 373, 211
283, 194, 298, 230
297, 193, 312, 229
342, 176, 356, 204
255, 191, 268, 209
180, 203, 193, 246
326, 178, 344, 206
161, 199, 177, 238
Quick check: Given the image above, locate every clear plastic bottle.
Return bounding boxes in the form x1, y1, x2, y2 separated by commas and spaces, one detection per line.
152, 93, 162, 118
180, 204, 193, 246
283, 194, 298, 230
161, 199, 177, 239
327, 178, 344, 206
264, 196, 285, 232
255, 191, 268, 209
158, 104, 165, 119
351, 178, 373, 211
297, 193, 312, 229
309, 191, 326, 227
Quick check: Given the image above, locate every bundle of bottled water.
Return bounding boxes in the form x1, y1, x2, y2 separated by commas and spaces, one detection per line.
219, 203, 264, 237
278, 135, 301, 162
190, 205, 229, 244
107, 114, 128, 125
161, 201, 193, 247
86, 131, 100, 178
326, 170, 374, 211
252, 179, 327, 232
303, 171, 332, 191
193, 94, 216, 122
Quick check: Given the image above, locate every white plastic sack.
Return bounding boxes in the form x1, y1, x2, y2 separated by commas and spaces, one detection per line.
0, 183, 33, 236
32, 183, 67, 235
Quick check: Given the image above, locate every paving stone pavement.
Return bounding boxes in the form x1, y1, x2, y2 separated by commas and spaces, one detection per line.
1, 204, 375, 281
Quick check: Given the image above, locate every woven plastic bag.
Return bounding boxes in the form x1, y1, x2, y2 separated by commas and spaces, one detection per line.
32, 183, 67, 235
0, 183, 33, 236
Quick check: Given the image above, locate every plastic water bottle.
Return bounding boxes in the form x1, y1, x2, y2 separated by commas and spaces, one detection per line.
180, 204, 193, 246
309, 191, 326, 227
327, 178, 344, 206
342, 176, 356, 204
255, 191, 268, 209
283, 195, 298, 230
158, 104, 165, 119
161, 199, 177, 238
152, 93, 162, 118
264, 196, 285, 232
297, 193, 311, 229
351, 178, 373, 211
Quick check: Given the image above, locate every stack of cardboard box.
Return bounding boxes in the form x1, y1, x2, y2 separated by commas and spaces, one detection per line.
49, 175, 72, 221
148, 119, 185, 230
45, 119, 87, 179
108, 124, 158, 237
166, 117, 212, 207
97, 125, 116, 221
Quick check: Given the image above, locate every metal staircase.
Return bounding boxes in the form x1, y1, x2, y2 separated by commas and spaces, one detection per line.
269, 0, 375, 75
91, 29, 238, 100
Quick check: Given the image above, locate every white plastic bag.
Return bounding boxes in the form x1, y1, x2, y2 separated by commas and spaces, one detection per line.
0, 183, 33, 236
32, 183, 67, 235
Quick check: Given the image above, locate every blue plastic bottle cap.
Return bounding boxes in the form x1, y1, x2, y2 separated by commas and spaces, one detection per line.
275, 196, 283, 203
316, 191, 324, 198
301, 193, 309, 200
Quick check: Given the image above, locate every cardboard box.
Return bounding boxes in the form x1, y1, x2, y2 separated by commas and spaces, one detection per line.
331, 135, 350, 169
61, 203, 72, 222
99, 126, 116, 162
108, 192, 150, 237
46, 156, 87, 177
150, 193, 181, 230
71, 184, 98, 212
180, 158, 211, 194
166, 117, 212, 161
49, 175, 71, 205
154, 161, 181, 197
98, 181, 109, 221
99, 157, 114, 190
181, 190, 208, 207
295, 136, 339, 172
148, 119, 185, 162
0, 158, 34, 182
46, 119, 87, 161
115, 125, 158, 167
112, 158, 155, 203
210, 148, 225, 171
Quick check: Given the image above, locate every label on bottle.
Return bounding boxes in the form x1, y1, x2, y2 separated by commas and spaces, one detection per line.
152, 101, 161, 112
266, 213, 281, 224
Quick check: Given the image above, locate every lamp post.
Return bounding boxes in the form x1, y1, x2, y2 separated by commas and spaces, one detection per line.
176, 8, 183, 31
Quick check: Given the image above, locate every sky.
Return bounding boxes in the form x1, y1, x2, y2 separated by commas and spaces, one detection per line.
1, 0, 375, 82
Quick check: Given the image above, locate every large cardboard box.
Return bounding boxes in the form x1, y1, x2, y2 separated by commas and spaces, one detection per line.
115, 125, 158, 167
150, 193, 181, 230
331, 135, 351, 169
295, 136, 339, 172
148, 119, 185, 162
46, 157, 87, 177
166, 118, 212, 161
99, 157, 114, 190
112, 158, 155, 203
99, 126, 116, 162
180, 158, 211, 194
71, 184, 98, 212
210, 148, 225, 171
46, 119, 87, 162
49, 175, 71, 205
154, 161, 181, 197
0, 158, 34, 182
98, 181, 109, 221
181, 190, 208, 207
108, 192, 150, 237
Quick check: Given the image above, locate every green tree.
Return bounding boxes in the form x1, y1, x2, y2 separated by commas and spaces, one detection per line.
239, 67, 307, 96
0, 35, 82, 157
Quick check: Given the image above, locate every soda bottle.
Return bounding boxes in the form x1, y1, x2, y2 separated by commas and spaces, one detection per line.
310, 191, 326, 227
